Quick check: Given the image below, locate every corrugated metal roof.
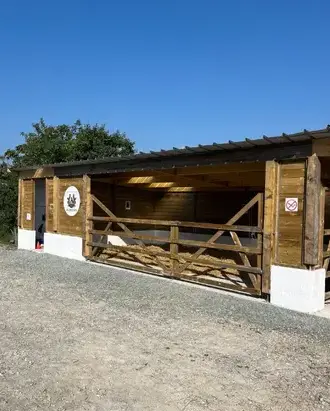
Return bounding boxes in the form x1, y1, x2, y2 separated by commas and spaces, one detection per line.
13, 125, 330, 171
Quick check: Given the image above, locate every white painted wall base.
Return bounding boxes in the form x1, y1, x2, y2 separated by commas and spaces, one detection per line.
17, 228, 36, 250
44, 233, 85, 261
270, 265, 325, 313
107, 230, 257, 247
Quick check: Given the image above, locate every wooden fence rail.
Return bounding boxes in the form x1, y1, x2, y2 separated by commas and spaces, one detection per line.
86, 193, 264, 295
88, 216, 262, 233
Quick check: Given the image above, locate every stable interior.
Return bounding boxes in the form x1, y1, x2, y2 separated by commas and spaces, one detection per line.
89, 162, 266, 294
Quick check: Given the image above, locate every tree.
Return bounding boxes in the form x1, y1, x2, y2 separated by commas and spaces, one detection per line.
0, 119, 135, 239
0, 160, 17, 239
5, 118, 135, 167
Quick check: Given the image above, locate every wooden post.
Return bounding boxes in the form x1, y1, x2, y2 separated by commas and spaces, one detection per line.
257, 192, 264, 291
318, 186, 325, 267
84, 175, 92, 257
304, 154, 322, 266
170, 225, 179, 276
45, 178, 50, 232
17, 179, 22, 228
262, 161, 279, 295
53, 176, 59, 232
31, 179, 35, 231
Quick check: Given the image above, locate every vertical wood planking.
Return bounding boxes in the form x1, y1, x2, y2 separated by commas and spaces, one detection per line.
304, 154, 322, 266
17, 179, 22, 228
53, 176, 59, 232
262, 161, 279, 294
45, 178, 49, 231
84, 175, 92, 257
31, 180, 35, 230
276, 161, 306, 266
45, 178, 54, 232
170, 225, 179, 275
58, 177, 84, 236
318, 186, 325, 267
21, 179, 35, 230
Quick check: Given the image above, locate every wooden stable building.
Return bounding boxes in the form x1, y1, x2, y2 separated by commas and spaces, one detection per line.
15, 126, 330, 313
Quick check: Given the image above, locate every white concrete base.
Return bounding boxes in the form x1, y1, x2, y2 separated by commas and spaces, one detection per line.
44, 233, 85, 261
107, 230, 257, 247
270, 265, 325, 313
18, 228, 36, 250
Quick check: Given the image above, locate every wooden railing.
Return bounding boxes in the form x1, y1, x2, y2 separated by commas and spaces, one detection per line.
85, 193, 264, 294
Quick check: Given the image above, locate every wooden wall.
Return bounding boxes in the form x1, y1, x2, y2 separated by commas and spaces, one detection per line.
58, 178, 85, 236
262, 160, 307, 293
106, 186, 259, 226
18, 176, 85, 237
46, 178, 54, 232
275, 162, 306, 266
20, 179, 34, 230
44, 176, 85, 236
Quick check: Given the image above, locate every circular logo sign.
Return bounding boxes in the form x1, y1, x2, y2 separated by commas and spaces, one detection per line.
63, 186, 80, 216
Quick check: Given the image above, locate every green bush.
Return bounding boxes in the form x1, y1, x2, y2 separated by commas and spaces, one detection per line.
0, 164, 17, 241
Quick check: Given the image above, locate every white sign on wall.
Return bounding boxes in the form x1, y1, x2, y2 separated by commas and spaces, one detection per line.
285, 197, 298, 212
63, 186, 81, 216
26, 213, 31, 221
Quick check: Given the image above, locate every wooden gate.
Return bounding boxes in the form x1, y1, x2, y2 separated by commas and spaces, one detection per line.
85, 192, 264, 296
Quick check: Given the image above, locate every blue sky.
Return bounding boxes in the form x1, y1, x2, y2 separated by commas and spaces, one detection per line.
0, 0, 329, 154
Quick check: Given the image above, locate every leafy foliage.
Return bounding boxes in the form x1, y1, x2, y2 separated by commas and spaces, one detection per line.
0, 161, 17, 239
0, 119, 135, 238
5, 118, 135, 167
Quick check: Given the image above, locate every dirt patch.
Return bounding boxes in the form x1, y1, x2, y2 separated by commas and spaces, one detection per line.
1, 248, 330, 411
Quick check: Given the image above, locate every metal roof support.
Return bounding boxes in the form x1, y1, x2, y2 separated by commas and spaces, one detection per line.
282, 133, 294, 142
212, 143, 228, 150
263, 135, 274, 144
245, 138, 257, 146
228, 140, 243, 149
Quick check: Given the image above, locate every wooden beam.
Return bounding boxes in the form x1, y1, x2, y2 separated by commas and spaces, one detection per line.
19, 167, 54, 180
157, 170, 225, 189
88, 217, 261, 233
262, 161, 279, 294
83, 175, 92, 257
45, 178, 50, 232
256, 192, 264, 292
304, 154, 322, 266
115, 173, 226, 189
92, 163, 266, 182
89, 229, 169, 243
31, 179, 35, 230
229, 231, 257, 289
176, 163, 266, 176
53, 176, 59, 232
88, 231, 261, 254
17, 179, 22, 228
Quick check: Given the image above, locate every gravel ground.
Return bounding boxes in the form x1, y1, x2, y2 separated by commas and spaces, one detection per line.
0, 247, 330, 411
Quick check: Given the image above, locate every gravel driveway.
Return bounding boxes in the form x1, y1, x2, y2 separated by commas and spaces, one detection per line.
0, 247, 330, 411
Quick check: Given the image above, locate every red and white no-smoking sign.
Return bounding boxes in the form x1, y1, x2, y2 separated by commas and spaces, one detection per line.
285, 198, 298, 212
